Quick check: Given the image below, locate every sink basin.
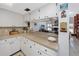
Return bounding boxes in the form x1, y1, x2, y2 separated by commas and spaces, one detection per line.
48, 37, 56, 42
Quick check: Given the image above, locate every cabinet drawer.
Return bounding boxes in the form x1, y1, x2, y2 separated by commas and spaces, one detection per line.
0, 39, 10, 56
27, 43, 47, 56
36, 50, 47, 56
35, 43, 57, 56
21, 37, 57, 56
26, 40, 56, 56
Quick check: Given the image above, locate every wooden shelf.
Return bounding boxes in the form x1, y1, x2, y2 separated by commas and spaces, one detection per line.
74, 14, 79, 39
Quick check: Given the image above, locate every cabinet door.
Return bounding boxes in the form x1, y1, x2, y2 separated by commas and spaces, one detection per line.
20, 37, 29, 55
8, 38, 15, 55
29, 41, 48, 56
35, 43, 57, 56
21, 39, 28, 55
20, 37, 26, 50
20, 39, 24, 52
17, 36, 25, 49
23, 39, 33, 56
21, 38, 47, 56
14, 38, 20, 52
15, 37, 20, 51
21, 37, 56, 56
0, 39, 10, 56
26, 40, 47, 56
21, 38, 39, 56
8, 38, 20, 55
28, 43, 38, 56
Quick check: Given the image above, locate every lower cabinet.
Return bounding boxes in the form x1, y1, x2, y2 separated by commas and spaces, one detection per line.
35, 43, 57, 56
0, 39, 10, 56
8, 38, 20, 55
21, 38, 36, 56
0, 36, 57, 56
22, 40, 47, 56
21, 38, 32, 55
21, 38, 57, 56
0, 37, 20, 56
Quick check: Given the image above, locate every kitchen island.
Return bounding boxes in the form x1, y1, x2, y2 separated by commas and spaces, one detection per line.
22, 32, 58, 50
0, 32, 58, 56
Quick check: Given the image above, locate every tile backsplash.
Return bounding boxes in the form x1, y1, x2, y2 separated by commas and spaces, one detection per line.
0, 27, 24, 36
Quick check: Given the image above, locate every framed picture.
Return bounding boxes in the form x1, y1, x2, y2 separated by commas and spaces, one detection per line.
60, 3, 68, 10
61, 10, 66, 18
60, 22, 67, 32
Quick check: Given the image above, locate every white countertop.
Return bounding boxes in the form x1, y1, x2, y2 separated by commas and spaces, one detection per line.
0, 32, 58, 51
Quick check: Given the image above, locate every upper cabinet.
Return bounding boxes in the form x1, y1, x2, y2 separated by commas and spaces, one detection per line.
0, 8, 26, 27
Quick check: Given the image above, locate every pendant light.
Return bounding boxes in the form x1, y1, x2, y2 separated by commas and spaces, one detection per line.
24, 8, 31, 27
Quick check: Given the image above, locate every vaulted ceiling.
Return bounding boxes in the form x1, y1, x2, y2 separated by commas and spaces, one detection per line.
0, 3, 79, 16
0, 3, 47, 15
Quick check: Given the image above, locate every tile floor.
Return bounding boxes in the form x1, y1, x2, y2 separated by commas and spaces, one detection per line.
70, 36, 79, 56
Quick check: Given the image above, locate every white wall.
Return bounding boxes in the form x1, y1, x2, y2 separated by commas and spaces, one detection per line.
24, 3, 57, 31
30, 3, 57, 20
69, 17, 74, 34
0, 8, 26, 27
57, 3, 69, 56
32, 21, 47, 31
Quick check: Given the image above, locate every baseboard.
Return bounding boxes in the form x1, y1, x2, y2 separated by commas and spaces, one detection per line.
20, 50, 26, 56
10, 50, 21, 56
10, 50, 26, 56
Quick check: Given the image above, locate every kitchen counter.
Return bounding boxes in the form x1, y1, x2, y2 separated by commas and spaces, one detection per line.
0, 32, 58, 51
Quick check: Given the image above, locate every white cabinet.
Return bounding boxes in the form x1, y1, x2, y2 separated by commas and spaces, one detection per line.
0, 39, 10, 56
35, 43, 57, 56
0, 37, 20, 56
0, 36, 57, 56
21, 38, 29, 55
27, 40, 39, 56
29, 40, 57, 56
7, 37, 20, 55
29, 41, 48, 56
21, 37, 57, 56
21, 38, 34, 56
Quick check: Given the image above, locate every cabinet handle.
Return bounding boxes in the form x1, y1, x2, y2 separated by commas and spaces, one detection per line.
34, 43, 35, 46
27, 40, 28, 42
30, 46, 32, 48
9, 42, 14, 44
40, 52, 42, 55
37, 51, 42, 55
45, 49, 47, 52
37, 51, 40, 53
24, 42, 26, 44
5, 40, 7, 42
